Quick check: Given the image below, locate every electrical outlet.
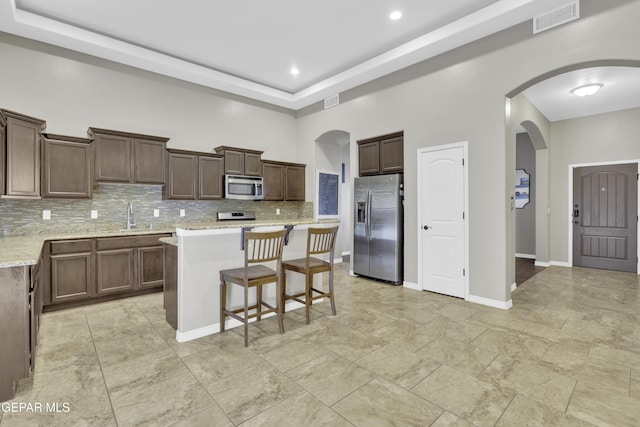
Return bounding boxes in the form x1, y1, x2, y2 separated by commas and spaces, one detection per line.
276, 208, 281, 215
42, 210, 51, 220
91, 210, 98, 219
153, 209, 160, 217
180, 209, 186, 217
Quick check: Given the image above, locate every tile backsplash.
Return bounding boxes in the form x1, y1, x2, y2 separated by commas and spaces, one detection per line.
0, 183, 312, 236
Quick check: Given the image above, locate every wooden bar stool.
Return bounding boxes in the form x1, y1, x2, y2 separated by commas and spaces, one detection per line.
281, 226, 339, 324
220, 229, 286, 347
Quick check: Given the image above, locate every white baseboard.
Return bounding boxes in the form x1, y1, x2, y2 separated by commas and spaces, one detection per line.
515, 253, 536, 259
550, 261, 571, 267
510, 282, 517, 292
341, 251, 351, 257
534, 261, 551, 267
403, 281, 420, 291
466, 294, 513, 310
175, 300, 315, 342
333, 257, 343, 264
349, 269, 356, 276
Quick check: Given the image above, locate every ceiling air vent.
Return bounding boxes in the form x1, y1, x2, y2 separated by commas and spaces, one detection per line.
533, 1, 579, 34
324, 94, 339, 109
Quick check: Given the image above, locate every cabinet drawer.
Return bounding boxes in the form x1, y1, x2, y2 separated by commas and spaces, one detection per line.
96, 234, 170, 250
50, 239, 92, 255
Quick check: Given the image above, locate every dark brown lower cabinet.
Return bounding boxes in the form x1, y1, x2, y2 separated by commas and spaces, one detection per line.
139, 246, 165, 289
45, 234, 169, 309
163, 242, 177, 329
96, 248, 136, 295
0, 252, 43, 402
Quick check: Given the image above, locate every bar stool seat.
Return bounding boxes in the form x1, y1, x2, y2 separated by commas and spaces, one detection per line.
220, 229, 286, 347
281, 226, 339, 325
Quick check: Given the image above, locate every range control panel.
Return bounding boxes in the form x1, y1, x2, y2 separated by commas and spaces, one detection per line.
217, 211, 256, 221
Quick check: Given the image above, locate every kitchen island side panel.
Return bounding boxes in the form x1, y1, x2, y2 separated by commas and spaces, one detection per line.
176, 225, 330, 342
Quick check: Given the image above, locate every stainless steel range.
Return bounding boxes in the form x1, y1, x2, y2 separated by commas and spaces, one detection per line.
217, 211, 256, 221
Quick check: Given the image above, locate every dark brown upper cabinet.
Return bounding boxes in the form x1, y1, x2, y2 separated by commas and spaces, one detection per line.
42, 134, 92, 199
357, 131, 404, 176
214, 146, 263, 177
262, 161, 285, 201
262, 160, 305, 201
164, 149, 223, 200
1, 109, 47, 198
88, 128, 169, 184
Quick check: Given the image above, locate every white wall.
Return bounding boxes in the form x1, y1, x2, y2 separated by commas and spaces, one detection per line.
0, 34, 298, 160
297, 0, 640, 303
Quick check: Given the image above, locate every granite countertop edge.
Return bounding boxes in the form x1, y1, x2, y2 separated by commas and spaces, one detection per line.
0, 218, 339, 268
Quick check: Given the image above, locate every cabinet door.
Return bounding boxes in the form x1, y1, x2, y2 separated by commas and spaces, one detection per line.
94, 134, 132, 182
0, 122, 5, 195
5, 117, 41, 197
244, 153, 262, 176
43, 139, 92, 198
358, 141, 380, 176
134, 139, 166, 184
379, 136, 404, 173
50, 253, 93, 303
285, 165, 306, 201
262, 162, 284, 201
166, 153, 197, 199
223, 150, 245, 175
138, 246, 164, 289
198, 156, 223, 200
163, 243, 177, 329
96, 249, 135, 295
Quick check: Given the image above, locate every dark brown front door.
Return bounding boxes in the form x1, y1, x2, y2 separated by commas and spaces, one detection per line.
573, 163, 638, 272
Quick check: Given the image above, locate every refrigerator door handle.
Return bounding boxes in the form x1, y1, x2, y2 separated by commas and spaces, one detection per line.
366, 189, 372, 240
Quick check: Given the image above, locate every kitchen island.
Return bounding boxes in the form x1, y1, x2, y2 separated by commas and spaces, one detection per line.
164, 219, 339, 342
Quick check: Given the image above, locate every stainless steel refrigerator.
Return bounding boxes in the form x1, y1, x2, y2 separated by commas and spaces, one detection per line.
353, 174, 403, 284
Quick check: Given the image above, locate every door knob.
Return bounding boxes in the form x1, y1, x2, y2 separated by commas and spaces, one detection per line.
423, 225, 430, 230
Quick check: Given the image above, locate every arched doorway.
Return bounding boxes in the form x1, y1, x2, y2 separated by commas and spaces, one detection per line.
314, 130, 351, 264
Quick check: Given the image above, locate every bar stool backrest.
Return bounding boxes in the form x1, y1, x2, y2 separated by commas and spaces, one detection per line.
307, 226, 339, 258
244, 230, 286, 265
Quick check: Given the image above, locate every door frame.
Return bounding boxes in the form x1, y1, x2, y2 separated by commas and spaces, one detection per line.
416, 141, 470, 298
568, 159, 640, 274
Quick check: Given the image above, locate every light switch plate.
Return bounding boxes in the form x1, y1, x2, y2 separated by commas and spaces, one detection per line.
180, 209, 186, 217
91, 210, 98, 219
42, 210, 51, 220
153, 209, 160, 217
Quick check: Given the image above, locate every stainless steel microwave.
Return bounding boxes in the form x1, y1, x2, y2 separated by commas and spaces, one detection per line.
224, 175, 264, 200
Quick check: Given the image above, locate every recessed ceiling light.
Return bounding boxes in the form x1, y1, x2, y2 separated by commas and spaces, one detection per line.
571, 83, 603, 97
290, 67, 300, 76
389, 11, 402, 20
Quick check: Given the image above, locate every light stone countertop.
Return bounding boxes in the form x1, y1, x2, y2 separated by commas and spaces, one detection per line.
0, 218, 337, 268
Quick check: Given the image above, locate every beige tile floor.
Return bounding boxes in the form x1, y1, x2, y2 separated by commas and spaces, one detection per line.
1, 264, 639, 426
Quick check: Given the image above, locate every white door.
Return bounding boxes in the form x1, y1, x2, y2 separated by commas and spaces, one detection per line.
419, 146, 466, 298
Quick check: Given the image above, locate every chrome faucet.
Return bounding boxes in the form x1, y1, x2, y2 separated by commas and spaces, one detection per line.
126, 202, 136, 230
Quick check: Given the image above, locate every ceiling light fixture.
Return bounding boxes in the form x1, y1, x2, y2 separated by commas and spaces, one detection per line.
571, 83, 603, 97
290, 67, 299, 76
389, 11, 402, 20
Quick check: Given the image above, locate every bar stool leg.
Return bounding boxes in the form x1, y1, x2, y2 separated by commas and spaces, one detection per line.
220, 276, 226, 332
329, 270, 336, 316
305, 273, 312, 325
244, 285, 249, 347
256, 285, 263, 321
276, 276, 284, 334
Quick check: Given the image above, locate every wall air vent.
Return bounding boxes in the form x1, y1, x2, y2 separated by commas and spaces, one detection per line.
533, 1, 579, 34
324, 94, 339, 109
